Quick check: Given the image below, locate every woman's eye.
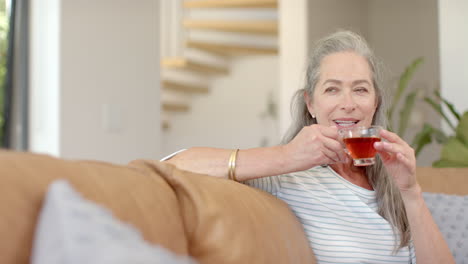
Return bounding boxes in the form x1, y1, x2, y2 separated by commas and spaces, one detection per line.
355, 87, 368, 93
325, 87, 338, 93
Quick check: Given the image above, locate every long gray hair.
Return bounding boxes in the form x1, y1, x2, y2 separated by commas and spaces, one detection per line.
282, 30, 410, 250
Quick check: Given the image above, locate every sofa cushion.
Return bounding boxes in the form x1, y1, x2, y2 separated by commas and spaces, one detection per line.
141, 160, 316, 264
0, 151, 188, 264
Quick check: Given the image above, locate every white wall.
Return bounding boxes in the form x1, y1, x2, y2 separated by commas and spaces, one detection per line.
162, 56, 279, 155
30, 0, 61, 156
308, 0, 369, 44
438, 0, 468, 127
278, 0, 309, 136
30, 0, 161, 164
368, 0, 440, 166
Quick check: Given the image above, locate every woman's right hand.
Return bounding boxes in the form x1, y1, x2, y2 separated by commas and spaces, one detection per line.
282, 124, 348, 172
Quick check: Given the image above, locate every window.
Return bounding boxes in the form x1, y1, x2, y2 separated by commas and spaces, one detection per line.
0, 0, 9, 144
1, 0, 28, 149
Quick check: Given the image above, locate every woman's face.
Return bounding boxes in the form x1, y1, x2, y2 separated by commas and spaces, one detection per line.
306, 51, 378, 129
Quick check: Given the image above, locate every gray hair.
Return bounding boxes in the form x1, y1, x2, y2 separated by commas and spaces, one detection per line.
282, 30, 410, 250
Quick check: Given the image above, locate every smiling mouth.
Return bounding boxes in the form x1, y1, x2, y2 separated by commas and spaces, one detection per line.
334, 120, 359, 127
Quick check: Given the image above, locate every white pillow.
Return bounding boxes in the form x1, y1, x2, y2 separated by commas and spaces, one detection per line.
31, 180, 197, 264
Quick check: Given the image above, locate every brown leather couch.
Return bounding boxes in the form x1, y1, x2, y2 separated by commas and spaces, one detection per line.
0, 151, 315, 264
0, 151, 467, 264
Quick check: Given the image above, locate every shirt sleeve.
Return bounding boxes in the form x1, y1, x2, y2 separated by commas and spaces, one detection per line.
160, 149, 187, 161
243, 176, 281, 196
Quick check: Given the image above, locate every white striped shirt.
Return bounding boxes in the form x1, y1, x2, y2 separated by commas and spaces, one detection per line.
245, 165, 416, 264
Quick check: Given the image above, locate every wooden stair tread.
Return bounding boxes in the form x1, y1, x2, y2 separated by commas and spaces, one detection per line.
184, 0, 277, 8
161, 57, 229, 75
162, 102, 190, 112
162, 80, 209, 94
183, 20, 277, 35
186, 40, 277, 55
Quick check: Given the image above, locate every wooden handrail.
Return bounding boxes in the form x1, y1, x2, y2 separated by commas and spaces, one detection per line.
183, 20, 277, 35
184, 0, 277, 8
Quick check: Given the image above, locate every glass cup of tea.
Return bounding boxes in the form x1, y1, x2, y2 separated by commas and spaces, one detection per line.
338, 126, 382, 166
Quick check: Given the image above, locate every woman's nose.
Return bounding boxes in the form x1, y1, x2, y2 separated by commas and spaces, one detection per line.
340, 92, 357, 112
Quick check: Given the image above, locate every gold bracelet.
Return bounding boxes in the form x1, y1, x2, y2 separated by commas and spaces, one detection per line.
228, 149, 239, 181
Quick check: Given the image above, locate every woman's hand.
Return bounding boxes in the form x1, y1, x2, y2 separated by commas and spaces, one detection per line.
373, 129, 418, 194
282, 124, 348, 172
375, 130, 455, 264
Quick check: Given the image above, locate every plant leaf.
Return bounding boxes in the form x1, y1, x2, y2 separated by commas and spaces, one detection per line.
424, 96, 456, 132
456, 111, 468, 146
439, 137, 468, 165
431, 126, 448, 144
398, 90, 418, 136
388, 57, 424, 124
412, 123, 448, 157
412, 123, 433, 157
434, 90, 461, 121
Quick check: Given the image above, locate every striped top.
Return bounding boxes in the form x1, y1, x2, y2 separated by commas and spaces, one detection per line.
245, 165, 416, 264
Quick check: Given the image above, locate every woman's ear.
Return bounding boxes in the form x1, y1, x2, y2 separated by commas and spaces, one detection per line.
303, 91, 315, 115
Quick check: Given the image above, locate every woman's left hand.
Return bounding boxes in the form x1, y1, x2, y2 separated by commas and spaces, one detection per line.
373, 129, 418, 193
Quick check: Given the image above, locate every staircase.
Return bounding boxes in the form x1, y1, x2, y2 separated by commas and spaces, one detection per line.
160, 0, 278, 130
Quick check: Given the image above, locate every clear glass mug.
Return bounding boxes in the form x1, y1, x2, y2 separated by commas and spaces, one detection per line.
338, 126, 382, 166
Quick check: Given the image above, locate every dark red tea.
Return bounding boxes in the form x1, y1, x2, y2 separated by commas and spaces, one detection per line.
343, 137, 381, 159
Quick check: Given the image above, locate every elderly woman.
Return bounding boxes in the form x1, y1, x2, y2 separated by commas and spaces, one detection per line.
164, 31, 454, 263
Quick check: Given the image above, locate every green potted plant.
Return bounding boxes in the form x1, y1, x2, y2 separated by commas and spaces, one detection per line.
384, 56, 468, 167
413, 91, 468, 167
387, 57, 424, 138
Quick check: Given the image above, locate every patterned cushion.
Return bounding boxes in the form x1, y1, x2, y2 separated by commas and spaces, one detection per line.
423, 192, 468, 263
